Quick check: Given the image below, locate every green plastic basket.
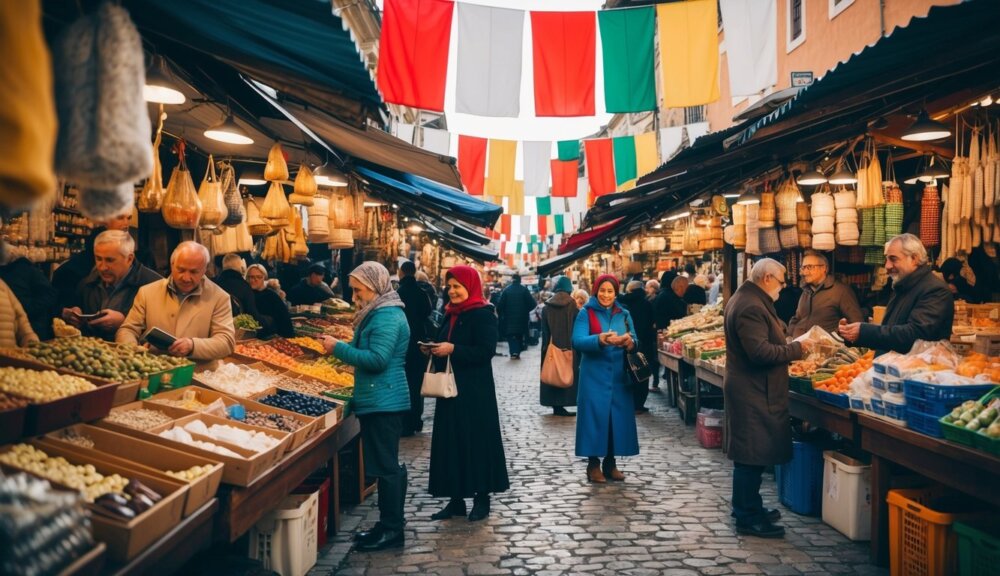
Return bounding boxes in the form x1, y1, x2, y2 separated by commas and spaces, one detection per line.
955, 520, 1000, 576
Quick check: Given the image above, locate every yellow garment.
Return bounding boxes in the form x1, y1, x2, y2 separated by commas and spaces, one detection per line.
507, 180, 525, 215
486, 139, 516, 197
657, 0, 720, 108
0, 0, 56, 208
634, 131, 659, 178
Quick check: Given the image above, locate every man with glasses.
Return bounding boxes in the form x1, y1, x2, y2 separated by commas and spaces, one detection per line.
787, 251, 862, 338
723, 258, 812, 538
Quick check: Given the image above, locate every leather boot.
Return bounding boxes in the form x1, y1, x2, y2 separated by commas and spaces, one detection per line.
587, 459, 606, 483
602, 458, 625, 481
431, 498, 466, 520
468, 493, 490, 521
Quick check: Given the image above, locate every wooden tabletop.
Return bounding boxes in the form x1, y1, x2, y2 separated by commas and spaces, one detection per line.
658, 351, 682, 372
789, 392, 858, 441
105, 499, 217, 576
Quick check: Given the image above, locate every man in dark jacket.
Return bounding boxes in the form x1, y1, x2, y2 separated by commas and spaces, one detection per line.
214, 253, 260, 320
654, 275, 690, 330
0, 240, 57, 340
724, 259, 811, 539
618, 280, 656, 413
287, 264, 336, 306
787, 250, 863, 338
496, 274, 535, 359
397, 261, 433, 435
839, 234, 954, 354
61, 230, 161, 341
51, 212, 132, 311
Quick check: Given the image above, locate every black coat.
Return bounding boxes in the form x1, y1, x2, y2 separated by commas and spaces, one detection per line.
539, 292, 579, 407
653, 289, 688, 330
214, 269, 260, 319
252, 287, 294, 338
855, 265, 955, 354
429, 305, 509, 498
496, 283, 535, 336
617, 288, 656, 357
397, 276, 432, 345
75, 262, 162, 340
286, 279, 335, 306
684, 284, 707, 306
0, 257, 57, 340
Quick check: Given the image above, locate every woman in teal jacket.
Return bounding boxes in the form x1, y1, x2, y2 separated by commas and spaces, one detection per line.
320, 261, 410, 552
572, 274, 639, 483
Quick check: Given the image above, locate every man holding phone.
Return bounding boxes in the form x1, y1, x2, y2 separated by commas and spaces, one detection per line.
62, 230, 161, 341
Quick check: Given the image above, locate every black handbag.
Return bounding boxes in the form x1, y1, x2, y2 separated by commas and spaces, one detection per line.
623, 317, 651, 387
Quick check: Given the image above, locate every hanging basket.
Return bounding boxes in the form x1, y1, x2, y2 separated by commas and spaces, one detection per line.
328, 190, 357, 230
246, 197, 271, 236
288, 193, 314, 207
260, 182, 291, 227
220, 162, 244, 226
776, 179, 800, 226
758, 227, 781, 254
161, 144, 201, 230
812, 233, 835, 251
264, 142, 289, 182
328, 228, 354, 250
307, 195, 330, 242
745, 204, 761, 255
293, 164, 318, 197
920, 185, 941, 247
137, 117, 165, 213
779, 226, 799, 249
197, 154, 227, 230
758, 191, 776, 228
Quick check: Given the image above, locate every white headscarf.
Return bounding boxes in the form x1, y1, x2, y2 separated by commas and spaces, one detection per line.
349, 261, 404, 328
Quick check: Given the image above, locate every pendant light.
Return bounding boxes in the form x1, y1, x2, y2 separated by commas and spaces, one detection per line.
238, 165, 267, 187
796, 165, 827, 186
204, 106, 254, 145
901, 110, 951, 141
144, 55, 186, 105
828, 162, 858, 185
314, 162, 349, 187
917, 155, 950, 183
735, 188, 760, 205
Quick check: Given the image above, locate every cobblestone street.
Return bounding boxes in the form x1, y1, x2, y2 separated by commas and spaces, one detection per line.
312, 344, 886, 576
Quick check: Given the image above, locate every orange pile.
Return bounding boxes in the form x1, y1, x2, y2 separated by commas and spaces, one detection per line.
814, 350, 875, 394
956, 352, 1000, 382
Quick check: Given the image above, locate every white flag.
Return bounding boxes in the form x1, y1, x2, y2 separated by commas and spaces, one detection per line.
456, 4, 524, 117
523, 141, 551, 197
720, 0, 777, 97
421, 128, 451, 156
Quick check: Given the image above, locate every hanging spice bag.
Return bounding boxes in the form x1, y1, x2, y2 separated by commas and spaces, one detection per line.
137, 110, 165, 213
264, 143, 289, 182
261, 181, 291, 227
920, 185, 941, 247
197, 154, 227, 230
220, 161, 244, 226
161, 140, 202, 229
758, 190, 776, 228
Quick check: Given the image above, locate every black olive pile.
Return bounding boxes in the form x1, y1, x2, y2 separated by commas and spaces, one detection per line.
258, 389, 335, 417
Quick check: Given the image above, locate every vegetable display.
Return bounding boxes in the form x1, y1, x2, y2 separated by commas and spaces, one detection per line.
23, 337, 189, 381
234, 314, 261, 331
0, 367, 95, 402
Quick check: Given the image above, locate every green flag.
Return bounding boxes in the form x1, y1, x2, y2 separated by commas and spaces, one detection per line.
557, 140, 580, 161
530, 234, 538, 244
598, 7, 656, 113
554, 214, 565, 234
613, 136, 637, 185
516, 242, 523, 254
536, 196, 552, 216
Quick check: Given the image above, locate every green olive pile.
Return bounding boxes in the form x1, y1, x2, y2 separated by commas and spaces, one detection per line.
25, 337, 189, 381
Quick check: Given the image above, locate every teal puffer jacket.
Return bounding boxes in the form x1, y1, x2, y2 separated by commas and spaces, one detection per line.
333, 306, 411, 414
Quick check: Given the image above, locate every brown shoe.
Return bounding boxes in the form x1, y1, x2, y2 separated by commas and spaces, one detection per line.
604, 467, 625, 481
587, 466, 606, 483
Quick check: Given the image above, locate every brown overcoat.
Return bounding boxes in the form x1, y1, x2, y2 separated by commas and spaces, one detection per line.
723, 281, 804, 466
539, 292, 580, 407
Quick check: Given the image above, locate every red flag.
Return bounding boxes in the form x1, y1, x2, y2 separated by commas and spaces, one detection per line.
378, 0, 454, 111
457, 135, 487, 195
500, 214, 512, 238
538, 215, 548, 237
584, 139, 616, 196
530, 12, 596, 117
550, 159, 577, 198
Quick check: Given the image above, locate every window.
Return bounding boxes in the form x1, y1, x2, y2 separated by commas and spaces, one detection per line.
786, 0, 806, 53
829, 0, 855, 19
684, 106, 706, 124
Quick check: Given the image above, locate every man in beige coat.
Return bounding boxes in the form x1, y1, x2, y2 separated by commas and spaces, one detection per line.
0, 278, 39, 348
117, 242, 234, 367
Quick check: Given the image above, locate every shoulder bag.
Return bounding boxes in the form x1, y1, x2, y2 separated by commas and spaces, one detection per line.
540, 341, 574, 388
421, 355, 457, 398
623, 316, 652, 387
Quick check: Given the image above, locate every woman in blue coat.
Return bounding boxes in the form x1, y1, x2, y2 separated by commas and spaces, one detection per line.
320, 261, 410, 552
573, 274, 639, 483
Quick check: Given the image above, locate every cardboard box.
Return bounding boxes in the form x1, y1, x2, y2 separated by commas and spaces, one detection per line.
974, 333, 1000, 356
252, 387, 339, 430
95, 400, 193, 437
43, 424, 223, 517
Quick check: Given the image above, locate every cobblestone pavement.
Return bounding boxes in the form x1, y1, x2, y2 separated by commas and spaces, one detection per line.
311, 344, 885, 576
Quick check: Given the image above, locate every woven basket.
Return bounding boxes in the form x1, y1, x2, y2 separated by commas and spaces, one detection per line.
306, 195, 330, 242
873, 205, 887, 245
724, 225, 736, 246
812, 232, 835, 251
811, 192, 835, 219
836, 208, 858, 223
796, 202, 811, 221
758, 192, 776, 228
745, 204, 761, 255
776, 180, 800, 226
859, 207, 877, 246
833, 190, 857, 210
759, 227, 781, 254
328, 228, 354, 250
885, 202, 904, 237
798, 230, 812, 248
812, 215, 835, 235
779, 226, 799, 249
836, 222, 860, 246
920, 185, 941, 247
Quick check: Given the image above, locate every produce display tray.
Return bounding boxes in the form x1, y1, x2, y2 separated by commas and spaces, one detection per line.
814, 389, 850, 409
789, 377, 815, 396
906, 408, 945, 438
0, 404, 27, 444
43, 424, 224, 518
252, 386, 339, 430
95, 400, 194, 438
902, 380, 995, 403
145, 363, 196, 395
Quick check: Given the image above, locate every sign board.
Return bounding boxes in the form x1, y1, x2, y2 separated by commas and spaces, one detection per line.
791, 71, 814, 87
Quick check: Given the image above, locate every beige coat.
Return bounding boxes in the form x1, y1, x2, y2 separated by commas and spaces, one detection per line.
0, 278, 39, 348
116, 277, 235, 367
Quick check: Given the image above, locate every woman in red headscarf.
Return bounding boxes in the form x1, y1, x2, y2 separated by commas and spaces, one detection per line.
422, 265, 509, 521
572, 274, 639, 483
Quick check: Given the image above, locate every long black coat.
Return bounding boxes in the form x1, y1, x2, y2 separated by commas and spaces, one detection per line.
855, 265, 954, 354
723, 281, 804, 466
429, 305, 510, 497
617, 288, 656, 358
539, 292, 579, 407
252, 287, 294, 338
214, 269, 260, 319
496, 283, 535, 336
653, 289, 688, 330
397, 276, 432, 345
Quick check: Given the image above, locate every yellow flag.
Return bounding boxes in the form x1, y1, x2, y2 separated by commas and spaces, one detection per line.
634, 131, 659, 178
508, 180, 525, 215
657, 0, 719, 108
486, 139, 516, 197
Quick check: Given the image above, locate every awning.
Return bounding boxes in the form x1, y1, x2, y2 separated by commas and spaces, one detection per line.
537, 244, 603, 277
355, 166, 502, 230
559, 219, 625, 254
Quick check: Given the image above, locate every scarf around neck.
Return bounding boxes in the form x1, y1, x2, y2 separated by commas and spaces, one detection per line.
444, 265, 489, 339
350, 261, 404, 329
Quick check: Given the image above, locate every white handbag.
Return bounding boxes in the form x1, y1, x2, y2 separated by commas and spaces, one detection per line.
421, 356, 458, 398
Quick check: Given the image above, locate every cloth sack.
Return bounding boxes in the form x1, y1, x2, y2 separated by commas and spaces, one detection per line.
540, 343, 574, 388
421, 356, 458, 398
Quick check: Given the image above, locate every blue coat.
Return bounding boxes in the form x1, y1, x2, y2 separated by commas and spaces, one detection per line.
572, 297, 639, 458
333, 306, 410, 415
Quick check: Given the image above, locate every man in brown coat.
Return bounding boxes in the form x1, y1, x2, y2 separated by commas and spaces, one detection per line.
786, 250, 863, 338
117, 242, 235, 368
724, 258, 811, 538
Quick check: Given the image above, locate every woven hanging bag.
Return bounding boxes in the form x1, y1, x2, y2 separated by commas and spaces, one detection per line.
920, 185, 941, 247
776, 180, 800, 226
745, 204, 761, 255
758, 191, 776, 228
220, 161, 244, 226
732, 204, 747, 249
758, 227, 781, 254
779, 226, 799, 249
859, 207, 877, 246
873, 204, 887, 245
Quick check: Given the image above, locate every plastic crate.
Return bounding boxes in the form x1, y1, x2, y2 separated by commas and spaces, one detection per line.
814, 389, 850, 409
907, 408, 945, 438
821, 451, 871, 541
907, 395, 959, 417
294, 475, 330, 549
887, 487, 987, 576
954, 520, 1000, 576
789, 377, 814, 396
903, 380, 995, 403
695, 409, 723, 449
249, 491, 319, 576
775, 441, 823, 516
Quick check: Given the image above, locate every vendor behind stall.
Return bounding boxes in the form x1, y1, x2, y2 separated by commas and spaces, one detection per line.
838, 234, 954, 354
51, 211, 131, 310
116, 241, 235, 367
62, 230, 161, 341
286, 263, 336, 306
787, 250, 862, 338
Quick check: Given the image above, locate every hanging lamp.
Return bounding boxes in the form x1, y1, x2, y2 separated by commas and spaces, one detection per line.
204, 105, 254, 145
828, 162, 858, 185
901, 110, 951, 141
144, 55, 186, 105
796, 165, 827, 186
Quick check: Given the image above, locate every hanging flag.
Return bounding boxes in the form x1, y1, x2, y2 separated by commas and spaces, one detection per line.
457, 135, 487, 195
500, 213, 512, 238
522, 141, 551, 197
456, 4, 524, 117
538, 215, 548, 237
557, 140, 580, 161
612, 136, 637, 185
520, 216, 531, 236
486, 139, 517, 197
508, 180, 525, 215
598, 7, 656, 113
530, 12, 596, 117
378, 0, 454, 111
536, 196, 552, 216
634, 131, 658, 178
554, 214, 565, 234
421, 128, 451, 155
516, 242, 523, 254
657, 0, 720, 108
393, 123, 416, 144
584, 139, 616, 196
550, 159, 578, 198
719, 0, 777, 97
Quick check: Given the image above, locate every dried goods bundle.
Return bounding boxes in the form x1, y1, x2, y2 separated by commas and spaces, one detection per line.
264, 143, 289, 182
197, 154, 227, 229
293, 164, 317, 197
260, 182, 291, 227
161, 142, 201, 229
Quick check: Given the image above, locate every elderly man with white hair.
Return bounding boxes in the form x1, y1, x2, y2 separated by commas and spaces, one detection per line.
838, 233, 954, 354
117, 241, 235, 366
723, 258, 812, 539
62, 230, 161, 341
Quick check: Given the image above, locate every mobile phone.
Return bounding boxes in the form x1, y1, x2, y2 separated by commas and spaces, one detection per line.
417, 341, 441, 347
75, 310, 108, 320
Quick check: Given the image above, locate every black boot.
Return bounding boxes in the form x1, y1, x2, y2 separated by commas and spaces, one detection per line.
468, 493, 490, 521
353, 522, 384, 543
552, 406, 574, 417
431, 498, 466, 520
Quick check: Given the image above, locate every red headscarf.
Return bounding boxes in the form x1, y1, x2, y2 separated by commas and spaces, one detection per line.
592, 274, 620, 296
588, 274, 622, 334
444, 265, 489, 339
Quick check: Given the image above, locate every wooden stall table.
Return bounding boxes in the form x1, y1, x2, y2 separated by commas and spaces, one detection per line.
788, 391, 860, 441
657, 350, 682, 408
858, 413, 1000, 566
103, 499, 218, 576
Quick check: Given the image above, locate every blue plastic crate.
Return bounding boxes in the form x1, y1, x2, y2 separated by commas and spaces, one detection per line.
906, 407, 944, 438
775, 441, 823, 516
870, 397, 886, 416
903, 380, 995, 403
814, 389, 850, 409
906, 395, 960, 417
884, 400, 907, 421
